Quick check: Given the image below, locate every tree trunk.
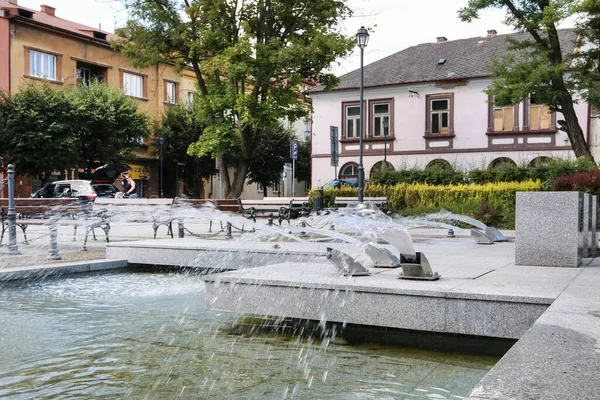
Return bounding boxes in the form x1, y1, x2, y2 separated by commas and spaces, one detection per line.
228, 157, 249, 198
559, 95, 595, 162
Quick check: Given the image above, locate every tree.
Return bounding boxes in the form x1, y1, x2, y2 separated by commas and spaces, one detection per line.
67, 83, 151, 177
572, 0, 600, 110
153, 103, 216, 197
458, 0, 594, 161
0, 84, 77, 182
295, 138, 311, 184
0, 83, 151, 182
247, 124, 295, 196
115, 0, 354, 198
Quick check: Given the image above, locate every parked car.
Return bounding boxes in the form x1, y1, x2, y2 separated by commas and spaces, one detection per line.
321, 178, 359, 189
31, 163, 131, 200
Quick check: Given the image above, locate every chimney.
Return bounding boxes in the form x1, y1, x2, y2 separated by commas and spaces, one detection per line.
8, 0, 18, 4
487, 29, 497, 37
436, 36, 447, 43
40, 5, 55, 16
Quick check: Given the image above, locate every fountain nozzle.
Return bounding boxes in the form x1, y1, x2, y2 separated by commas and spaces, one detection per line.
398, 252, 440, 281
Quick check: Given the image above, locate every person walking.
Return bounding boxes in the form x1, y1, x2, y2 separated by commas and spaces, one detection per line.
122, 172, 138, 198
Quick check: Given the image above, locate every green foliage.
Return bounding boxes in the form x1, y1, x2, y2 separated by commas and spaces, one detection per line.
247, 124, 296, 195
370, 165, 464, 186
116, 0, 355, 197
0, 84, 77, 181
457, 0, 593, 161
66, 82, 150, 174
0, 83, 150, 182
153, 103, 216, 197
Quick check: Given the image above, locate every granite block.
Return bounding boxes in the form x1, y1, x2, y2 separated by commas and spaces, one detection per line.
205, 281, 448, 332
445, 298, 547, 339
516, 191, 583, 267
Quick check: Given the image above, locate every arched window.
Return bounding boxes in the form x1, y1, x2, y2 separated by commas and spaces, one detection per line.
426, 159, 452, 169
340, 162, 359, 178
370, 161, 394, 175
528, 156, 548, 167
489, 157, 516, 169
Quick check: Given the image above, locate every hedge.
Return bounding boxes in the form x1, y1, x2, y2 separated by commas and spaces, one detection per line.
310, 180, 543, 229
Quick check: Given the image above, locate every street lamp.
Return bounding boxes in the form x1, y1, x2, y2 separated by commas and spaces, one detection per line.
159, 137, 164, 198
382, 118, 389, 170
356, 26, 369, 203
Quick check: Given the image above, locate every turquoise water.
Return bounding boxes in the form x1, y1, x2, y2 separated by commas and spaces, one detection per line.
0, 271, 497, 399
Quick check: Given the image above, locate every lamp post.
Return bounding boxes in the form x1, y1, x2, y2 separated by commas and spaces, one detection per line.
382, 118, 389, 170
356, 26, 369, 203
159, 137, 164, 198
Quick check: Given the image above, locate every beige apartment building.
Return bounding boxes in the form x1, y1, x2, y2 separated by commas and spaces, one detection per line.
0, 0, 199, 197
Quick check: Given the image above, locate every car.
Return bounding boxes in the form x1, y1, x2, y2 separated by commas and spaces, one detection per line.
321, 178, 359, 189
31, 163, 131, 200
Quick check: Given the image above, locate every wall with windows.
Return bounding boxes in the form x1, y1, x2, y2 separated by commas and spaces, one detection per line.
310, 77, 588, 187
5, 19, 199, 197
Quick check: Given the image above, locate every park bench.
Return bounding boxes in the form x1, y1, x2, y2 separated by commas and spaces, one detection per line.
0, 198, 107, 255
93, 197, 176, 239
333, 196, 388, 212
172, 198, 245, 237
237, 197, 310, 225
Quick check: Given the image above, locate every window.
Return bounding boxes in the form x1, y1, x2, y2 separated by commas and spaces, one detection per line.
272, 180, 280, 193
340, 163, 359, 178
430, 99, 449, 134
425, 94, 454, 136
187, 91, 195, 104
345, 105, 361, 138
257, 182, 263, 192
528, 96, 551, 130
79, 68, 91, 86
493, 105, 514, 132
373, 104, 390, 137
166, 81, 177, 104
123, 72, 144, 98
29, 50, 56, 80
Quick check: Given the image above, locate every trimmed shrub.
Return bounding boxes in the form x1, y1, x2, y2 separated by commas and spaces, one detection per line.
310, 180, 543, 228
553, 170, 600, 194
370, 166, 464, 186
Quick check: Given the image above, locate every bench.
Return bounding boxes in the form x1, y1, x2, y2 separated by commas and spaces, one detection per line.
172, 198, 245, 237
333, 197, 388, 211
93, 198, 176, 239
0, 198, 104, 257
237, 197, 310, 225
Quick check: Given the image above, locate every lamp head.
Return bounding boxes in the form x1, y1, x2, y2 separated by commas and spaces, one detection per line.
356, 26, 369, 49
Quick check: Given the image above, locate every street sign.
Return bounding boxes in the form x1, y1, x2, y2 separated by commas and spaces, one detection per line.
291, 141, 298, 161
330, 126, 339, 167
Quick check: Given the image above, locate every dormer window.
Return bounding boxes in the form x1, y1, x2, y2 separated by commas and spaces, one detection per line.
17, 9, 33, 18
93, 31, 107, 40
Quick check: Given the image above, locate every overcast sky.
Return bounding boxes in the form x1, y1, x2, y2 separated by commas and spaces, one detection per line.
16, 0, 572, 76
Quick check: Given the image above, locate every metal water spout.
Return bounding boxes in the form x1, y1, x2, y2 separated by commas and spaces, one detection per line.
364, 242, 400, 267
485, 227, 507, 242
471, 229, 494, 244
398, 252, 440, 281
326, 247, 371, 276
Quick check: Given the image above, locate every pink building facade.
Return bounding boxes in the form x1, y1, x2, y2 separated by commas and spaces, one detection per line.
310, 30, 590, 187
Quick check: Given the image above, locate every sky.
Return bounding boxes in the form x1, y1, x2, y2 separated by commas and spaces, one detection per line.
15, 0, 572, 76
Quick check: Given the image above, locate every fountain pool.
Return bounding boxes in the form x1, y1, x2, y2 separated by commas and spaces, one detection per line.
0, 269, 499, 399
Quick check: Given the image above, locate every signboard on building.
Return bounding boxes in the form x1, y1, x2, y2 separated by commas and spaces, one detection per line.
330, 126, 339, 167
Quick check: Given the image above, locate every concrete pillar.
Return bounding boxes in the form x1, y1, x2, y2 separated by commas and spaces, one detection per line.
592, 195, 598, 257
516, 191, 583, 267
